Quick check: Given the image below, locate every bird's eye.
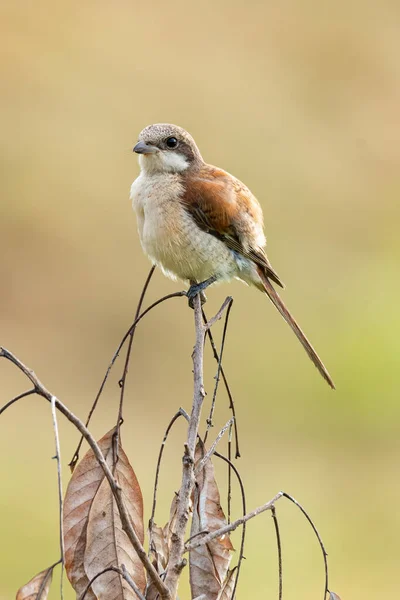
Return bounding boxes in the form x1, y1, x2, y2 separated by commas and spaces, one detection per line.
166, 136, 178, 148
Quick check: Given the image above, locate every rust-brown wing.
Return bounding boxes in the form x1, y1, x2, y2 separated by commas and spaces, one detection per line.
181, 166, 284, 288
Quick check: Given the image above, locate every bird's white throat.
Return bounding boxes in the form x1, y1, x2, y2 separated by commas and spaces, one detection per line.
139, 151, 189, 175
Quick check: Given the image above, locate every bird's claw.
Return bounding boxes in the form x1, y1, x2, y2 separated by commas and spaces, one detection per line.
187, 284, 207, 309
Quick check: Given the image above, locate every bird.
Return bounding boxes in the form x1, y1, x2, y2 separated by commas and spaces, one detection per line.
130, 123, 335, 389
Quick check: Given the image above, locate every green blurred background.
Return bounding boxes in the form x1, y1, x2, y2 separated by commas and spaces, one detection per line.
1, 1, 399, 598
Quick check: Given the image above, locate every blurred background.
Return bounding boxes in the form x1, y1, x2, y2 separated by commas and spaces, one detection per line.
1, 1, 399, 598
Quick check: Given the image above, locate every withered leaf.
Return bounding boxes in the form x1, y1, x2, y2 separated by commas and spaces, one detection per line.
63, 428, 145, 600
329, 593, 342, 600
163, 493, 179, 556
16, 566, 53, 600
146, 495, 179, 600
216, 568, 236, 600
150, 524, 169, 573
189, 440, 234, 600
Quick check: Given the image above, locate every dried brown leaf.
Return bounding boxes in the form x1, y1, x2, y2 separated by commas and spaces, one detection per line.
329, 593, 342, 600
189, 440, 234, 600
216, 569, 236, 600
63, 428, 145, 600
145, 495, 179, 600
150, 525, 169, 572
163, 493, 179, 558
84, 475, 145, 599
16, 566, 53, 600
145, 524, 167, 600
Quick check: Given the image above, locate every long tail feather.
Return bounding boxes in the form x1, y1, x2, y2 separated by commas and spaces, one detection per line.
257, 268, 335, 389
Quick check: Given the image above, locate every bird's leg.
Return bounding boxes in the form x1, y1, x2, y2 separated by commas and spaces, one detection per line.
187, 276, 217, 309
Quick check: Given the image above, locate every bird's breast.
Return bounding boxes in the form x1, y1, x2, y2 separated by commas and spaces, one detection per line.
131, 173, 186, 253
130, 173, 238, 282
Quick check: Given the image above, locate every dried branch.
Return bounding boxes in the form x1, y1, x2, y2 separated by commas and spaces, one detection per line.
121, 564, 147, 600
115, 265, 156, 452
149, 408, 190, 556
271, 506, 282, 600
163, 293, 221, 596
282, 492, 329, 600
185, 491, 284, 552
194, 418, 234, 476
80, 567, 118, 600
204, 296, 233, 331
202, 306, 240, 458
0, 388, 36, 415
204, 299, 234, 445
214, 452, 246, 599
68, 287, 186, 471
50, 396, 65, 600
189, 439, 234, 600
227, 428, 232, 524
0, 347, 170, 600
80, 565, 146, 600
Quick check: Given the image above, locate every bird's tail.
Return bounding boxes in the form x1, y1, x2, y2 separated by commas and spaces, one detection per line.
257, 267, 335, 389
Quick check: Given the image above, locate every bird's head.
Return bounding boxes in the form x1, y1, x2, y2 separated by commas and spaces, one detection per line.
133, 123, 203, 174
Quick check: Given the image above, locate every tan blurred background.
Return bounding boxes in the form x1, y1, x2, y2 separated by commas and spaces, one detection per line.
1, 1, 400, 598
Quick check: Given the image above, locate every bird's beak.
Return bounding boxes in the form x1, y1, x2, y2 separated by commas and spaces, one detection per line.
133, 141, 158, 155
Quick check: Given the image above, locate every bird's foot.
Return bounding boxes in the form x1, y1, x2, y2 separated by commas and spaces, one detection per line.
187, 277, 216, 309
187, 290, 207, 309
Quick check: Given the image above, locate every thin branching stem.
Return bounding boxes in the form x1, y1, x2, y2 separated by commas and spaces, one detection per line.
0, 388, 36, 416
204, 299, 233, 444
50, 396, 65, 600
68, 287, 186, 470
80, 567, 119, 600
195, 417, 234, 476
163, 294, 205, 594
163, 295, 232, 597
282, 492, 329, 600
148, 407, 190, 556
0, 347, 171, 600
203, 296, 233, 331
80, 565, 146, 600
121, 564, 147, 600
114, 265, 156, 454
227, 424, 232, 524
214, 451, 246, 600
36, 560, 62, 600
271, 506, 282, 600
202, 306, 240, 457
185, 491, 284, 552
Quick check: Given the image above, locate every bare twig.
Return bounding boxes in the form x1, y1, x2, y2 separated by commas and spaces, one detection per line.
163, 293, 207, 596
202, 305, 240, 458
80, 565, 146, 600
149, 407, 190, 556
204, 298, 234, 444
120, 564, 146, 600
214, 451, 246, 599
36, 560, 62, 600
271, 506, 282, 600
114, 265, 156, 456
227, 424, 232, 524
185, 491, 284, 552
80, 567, 118, 600
68, 287, 186, 471
282, 492, 329, 600
50, 396, 65, 600
0, 388, 36, 415
195, 417, 234, 476
204, 296, 233, 331
0, 347, 170, 600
